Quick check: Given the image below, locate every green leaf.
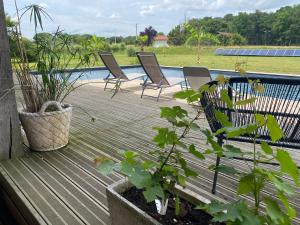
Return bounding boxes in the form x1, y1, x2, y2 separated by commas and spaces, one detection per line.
143, 185, 164, 202
178, 175, 186, 187
277, 191, 296, 219
266, 115, 284, 142
190, 122, 201, 131
223, 145, 244, 158
153, 128, 178, 148
220, 89, 233, 109
188, 144, 205, 160
261, 141, 273, 155
276, 149, 299, 186
214, 165, 240, 175
237, 174, 255, 195
214, 110, 232, 127
264, 197, 291, 224
255, 114, 265, 127
269, 174, 295, 196
179, 158, 198, 177
202, 200, 260, 225
96, 159, 115, 175
235, 97, 256, 106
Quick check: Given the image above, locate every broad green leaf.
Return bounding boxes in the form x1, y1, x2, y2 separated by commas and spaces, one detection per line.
261, 141, 273, 155
214, 110, 232, 127
237, 174, 255, 195
190, 122, 201, 131
215, 165, 240, 175
177, 175, 186, 187
255, 114, 265, 127
277, 191, 296, 218
264, 197, 290, 224
235, 97, 256, 106
266, 115, 284, 142
201, 200, 260, 225
153, 128, 178, 148
223, 144, 243, 158
188, 144, 205, 160
143, 185, 164, 202
173, 90, 196, 99
276, 149, 299, 186
220, 89, 233, 108
268, 174, 295, 196
96, 159, 115, 175
179, 158, 198, 177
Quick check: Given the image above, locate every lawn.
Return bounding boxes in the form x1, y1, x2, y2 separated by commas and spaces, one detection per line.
114, 46, 300, 75
26, 46, 300, 75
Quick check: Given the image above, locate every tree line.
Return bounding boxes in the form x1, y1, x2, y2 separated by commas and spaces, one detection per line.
168, 4, 300, 46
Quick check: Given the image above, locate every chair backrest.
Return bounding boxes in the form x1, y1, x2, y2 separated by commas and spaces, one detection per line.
183, 67, 211, 90
99, 52, 127, 79
200, 76, 300, 149
136, 52, 169, 85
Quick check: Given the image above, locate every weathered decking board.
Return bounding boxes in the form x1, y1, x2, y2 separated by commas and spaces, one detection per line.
0, 84, 300, 225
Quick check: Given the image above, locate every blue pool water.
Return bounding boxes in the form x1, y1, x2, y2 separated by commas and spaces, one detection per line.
69, 66, 300, 81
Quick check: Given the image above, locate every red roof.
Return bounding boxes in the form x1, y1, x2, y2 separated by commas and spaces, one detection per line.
154, 35, 168, 41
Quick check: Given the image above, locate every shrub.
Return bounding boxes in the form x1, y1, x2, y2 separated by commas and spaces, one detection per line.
111, 43, 120, 52
126, 47, 136, 57
218, 32, 247, 45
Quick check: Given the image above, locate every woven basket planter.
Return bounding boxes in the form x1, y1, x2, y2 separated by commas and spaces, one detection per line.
19, 101, 72, 151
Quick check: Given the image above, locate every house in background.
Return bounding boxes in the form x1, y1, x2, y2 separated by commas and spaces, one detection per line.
153, 35, 169, 48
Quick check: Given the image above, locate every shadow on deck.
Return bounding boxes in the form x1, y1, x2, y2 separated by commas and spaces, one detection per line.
0, 84, 300, 225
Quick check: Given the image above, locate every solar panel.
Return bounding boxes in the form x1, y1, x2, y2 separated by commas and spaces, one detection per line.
215, 48, 223, 55
294, 50, 300, 56
236, 49, 244, 55
242, 49, 251, 55
249, 49, 258, 56
230, 49, 239, 55
223, 49, 231, 55
259, 49, 269, 56
251, 49, 260, 56
284, 50, 295, 56
267, 49, 277, 56
215, 48, 300, 57
275, 49, 285, 56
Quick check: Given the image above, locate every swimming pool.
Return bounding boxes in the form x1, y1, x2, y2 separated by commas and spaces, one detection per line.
66, 65, 300, 81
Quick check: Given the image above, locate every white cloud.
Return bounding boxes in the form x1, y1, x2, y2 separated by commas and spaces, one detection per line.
109, 12, 121, 19
4, 0, 299, 38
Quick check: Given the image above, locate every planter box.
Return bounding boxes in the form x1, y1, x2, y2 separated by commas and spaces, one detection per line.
106, 179, 211, 225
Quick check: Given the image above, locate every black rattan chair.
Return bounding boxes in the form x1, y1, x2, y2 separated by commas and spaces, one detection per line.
200, 76, 300, 194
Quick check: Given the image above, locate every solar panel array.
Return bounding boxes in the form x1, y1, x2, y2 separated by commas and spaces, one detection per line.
215, 48, 300, 57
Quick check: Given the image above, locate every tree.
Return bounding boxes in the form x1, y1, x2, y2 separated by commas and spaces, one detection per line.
0, 0, 23, 159
140, 26, 157, 46
168, 25, 188, 45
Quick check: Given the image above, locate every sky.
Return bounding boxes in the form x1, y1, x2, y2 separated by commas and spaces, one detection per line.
4, 0, 300, 38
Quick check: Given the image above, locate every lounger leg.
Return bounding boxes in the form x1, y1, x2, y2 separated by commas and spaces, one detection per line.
104, 80, 109, 91
212, 137, 223, 194
157, 87, 163, 101
141, 85, 146, 98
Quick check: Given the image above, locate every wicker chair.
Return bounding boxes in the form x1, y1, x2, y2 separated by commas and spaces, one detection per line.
200, 76, 300, 194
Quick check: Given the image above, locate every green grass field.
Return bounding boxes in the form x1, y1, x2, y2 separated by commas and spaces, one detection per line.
112, 46, 300, 75
27, 46, 300, 75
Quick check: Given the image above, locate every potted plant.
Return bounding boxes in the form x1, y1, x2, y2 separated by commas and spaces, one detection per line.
96, 103, 225, 225
176, 72, 300, 225
11, 4, 93, 151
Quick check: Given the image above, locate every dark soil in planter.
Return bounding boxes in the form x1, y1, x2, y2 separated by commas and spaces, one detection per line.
122, 187, 224, 225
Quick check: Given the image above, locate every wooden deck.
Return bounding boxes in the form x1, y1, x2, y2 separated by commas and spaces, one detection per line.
0, 83, 300, 225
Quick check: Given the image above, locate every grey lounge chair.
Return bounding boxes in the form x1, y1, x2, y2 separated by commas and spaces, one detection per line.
136, 52, 184, 101
99, 52, 145, 90
183, 67, 212, 90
